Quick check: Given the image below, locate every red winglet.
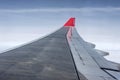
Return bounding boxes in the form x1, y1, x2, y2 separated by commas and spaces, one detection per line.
64, 17, 75, 27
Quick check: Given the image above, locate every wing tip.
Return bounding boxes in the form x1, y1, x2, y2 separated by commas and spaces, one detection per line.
64, 17, 75, 27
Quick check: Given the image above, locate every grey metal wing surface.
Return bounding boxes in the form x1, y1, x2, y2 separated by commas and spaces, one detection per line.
66, 18, 120, 80
0, 17, 120, 80
68, 28, 120, 80
0, 27, 79, 79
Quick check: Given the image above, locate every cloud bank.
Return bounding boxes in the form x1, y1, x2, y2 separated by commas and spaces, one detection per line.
0, 7, 120, 63
0, 7, 120, 13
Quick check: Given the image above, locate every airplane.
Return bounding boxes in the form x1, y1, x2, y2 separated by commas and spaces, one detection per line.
0, 18, 119, 80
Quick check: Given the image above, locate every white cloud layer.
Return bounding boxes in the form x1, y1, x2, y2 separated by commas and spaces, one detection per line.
0, 7, 120, 13
0, 7, 120, 63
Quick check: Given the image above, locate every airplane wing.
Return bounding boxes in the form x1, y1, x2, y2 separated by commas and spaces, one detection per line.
0, 18, 119, 80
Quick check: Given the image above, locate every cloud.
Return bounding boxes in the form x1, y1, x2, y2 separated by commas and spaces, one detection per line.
0, 7, 120, 13
0, 7, 120, 63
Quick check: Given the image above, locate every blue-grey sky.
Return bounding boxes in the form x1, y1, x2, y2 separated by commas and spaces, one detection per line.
0, 0, 120, 63
0, 0, 120, 8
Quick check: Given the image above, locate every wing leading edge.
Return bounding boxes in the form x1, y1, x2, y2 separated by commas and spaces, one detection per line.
0, 18, 119, 80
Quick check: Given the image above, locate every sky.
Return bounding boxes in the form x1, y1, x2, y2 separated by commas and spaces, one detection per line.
0, 0, 120, 63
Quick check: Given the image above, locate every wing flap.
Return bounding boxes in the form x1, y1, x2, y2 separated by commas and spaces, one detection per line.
95, 49, 109, 56
85, 42, 96, 48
